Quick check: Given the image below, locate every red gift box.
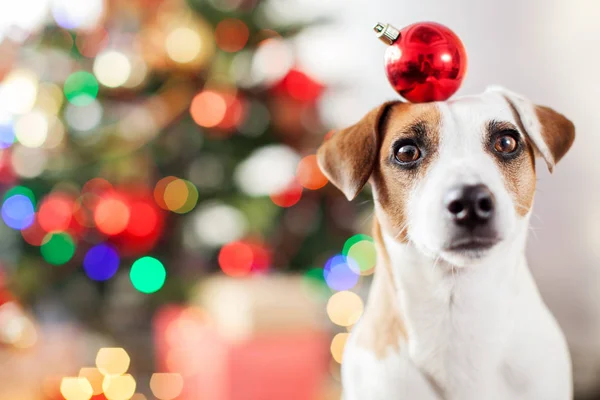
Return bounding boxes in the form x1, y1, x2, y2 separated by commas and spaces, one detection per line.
154, 276, 330, 400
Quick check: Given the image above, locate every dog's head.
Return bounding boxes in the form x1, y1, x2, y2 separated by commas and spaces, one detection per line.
318, 87, 575, 267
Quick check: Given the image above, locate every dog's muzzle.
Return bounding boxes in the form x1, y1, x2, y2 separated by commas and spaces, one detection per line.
443, 184, 499, 251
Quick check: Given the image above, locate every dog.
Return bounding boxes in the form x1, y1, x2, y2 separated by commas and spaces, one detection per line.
317, 86, 575, 400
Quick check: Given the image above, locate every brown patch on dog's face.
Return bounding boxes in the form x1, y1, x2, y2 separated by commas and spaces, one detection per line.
370, 103, 442, 241
484, 119, 537, 217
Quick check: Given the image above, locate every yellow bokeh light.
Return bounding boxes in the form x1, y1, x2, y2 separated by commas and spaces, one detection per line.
327, 291, 364, 327
96, 347, 131, 376
15, 110, 49, 148
0, 70, 38, 115
102, 374, 136, 400
165, 27, 202, 63
35, 82, 64, 115
44, 115, 66, 149
123, 55, 148, 89
79, 367, 104, 395
60, 377, 94, 400
330, 333, 349, 364
164, 178, 198, 214
94, 50, 132, 88
150, 373, 184, 400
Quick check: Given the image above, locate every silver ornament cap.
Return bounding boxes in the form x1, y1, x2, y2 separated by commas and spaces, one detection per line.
373, 22, 400, 45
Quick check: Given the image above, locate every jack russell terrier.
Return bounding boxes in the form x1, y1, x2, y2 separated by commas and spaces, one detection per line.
317, 86, 575, 400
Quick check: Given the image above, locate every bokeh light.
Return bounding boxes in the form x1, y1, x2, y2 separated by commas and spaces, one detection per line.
14, 110, 49, 148
64, 71, 99, 106
102, 374, 136, 400
65, 99, 103, 132
76, 28, 109, 58
215, 19, 249, 52
21, 217, 46, 246
94, 50, 132, 88
342, 234, 373, 256
1, 194, 35, 230
40, 231, 76, 265
38, 193, 73, 232
60, 377, 94, 400
296, 154, 328, 190
0, 69, 38, 115
126, 201, 159, 237
154, 176, 177, 210
347, 239, 377, 275
130, 256, 166, 294
251, 38, 293, 85
327, 291, 364, 327
193, 202, 247, 247
0, 116, 15, 148
84, 244, 120, 281
11, 145, 48, 178
96, 347, 131, 376
165, 27, 202, 64
302, 267, 330, 299
330, 333, 349, 364
149, 373, 184, 400
190, 90, 227, 128
3, 185, 35, 206
218, 241, 253, 277
78, 368, 104, 396
270, 181, 303, 208
163, 178, 198, 214
323, 255, 359, 291
51, 0, 104, 30
94, 195, 130, 235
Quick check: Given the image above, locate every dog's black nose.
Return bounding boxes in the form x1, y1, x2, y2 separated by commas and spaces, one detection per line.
445, 184, 495, 228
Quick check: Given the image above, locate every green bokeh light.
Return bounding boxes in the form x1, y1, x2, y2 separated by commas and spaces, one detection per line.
3, 186, 36, 207
41, 232, 75, 265
342, 234, 373, 256
347, 240, 377, 274
130, 256, 166, 294
64, 71, 99, 106
301, 267, 330, 299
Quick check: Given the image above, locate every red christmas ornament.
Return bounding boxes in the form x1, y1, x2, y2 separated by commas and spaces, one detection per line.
374, 22, 467, 103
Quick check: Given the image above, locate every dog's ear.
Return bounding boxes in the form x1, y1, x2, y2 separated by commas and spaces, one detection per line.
486, 86, 575, 172
317, 102, 398, 200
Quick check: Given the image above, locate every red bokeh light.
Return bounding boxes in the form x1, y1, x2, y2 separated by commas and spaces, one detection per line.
94, 195, 130, 235
273, 69, 324, 102
21, 216, 47, 246
38, 194, 74, 232
270, 182, 302, 208
126, 201, 159, 237
296, 155, 328, 190
215, 19, 249, 53
218, 241, 254, 277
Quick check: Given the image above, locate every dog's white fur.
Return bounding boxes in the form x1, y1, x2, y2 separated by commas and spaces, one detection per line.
340, 88, 572, 400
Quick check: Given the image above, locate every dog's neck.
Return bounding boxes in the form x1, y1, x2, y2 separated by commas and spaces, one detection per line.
371, 216, 541, 395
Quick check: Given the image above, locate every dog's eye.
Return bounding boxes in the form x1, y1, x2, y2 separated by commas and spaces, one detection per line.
395, 144, 421, 163
494, 134, 519, 154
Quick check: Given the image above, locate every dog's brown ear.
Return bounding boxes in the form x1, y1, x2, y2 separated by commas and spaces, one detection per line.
317, 102, 397, 200
486, 86, 575, 172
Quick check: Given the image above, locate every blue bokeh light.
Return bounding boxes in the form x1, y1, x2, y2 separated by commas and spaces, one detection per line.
323, 254, 359, 291
1, 194, 35, 230
83, 244, 120, 281
0, 119, 15, 149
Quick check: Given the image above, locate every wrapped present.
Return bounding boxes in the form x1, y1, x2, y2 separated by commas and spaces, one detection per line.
154, 275, 330, 400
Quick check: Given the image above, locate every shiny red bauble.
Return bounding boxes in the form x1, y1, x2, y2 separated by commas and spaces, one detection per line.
383, 22, 467, 102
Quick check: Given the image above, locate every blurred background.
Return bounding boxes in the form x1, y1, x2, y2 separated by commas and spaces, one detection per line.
0, 0, 599, 399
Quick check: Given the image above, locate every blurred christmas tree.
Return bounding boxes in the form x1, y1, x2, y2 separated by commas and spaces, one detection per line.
0, 0, 367, 335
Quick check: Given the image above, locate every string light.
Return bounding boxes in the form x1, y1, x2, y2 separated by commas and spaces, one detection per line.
327, 291, 364, 327
60, 377, 94, 400
94, 195, 130, 235
163, 178, 198, 214
94, 50, 132, 88
130, 256, 166, 294
102, 374, 136, 400
84, 244, 120, 281
190, 90, 227, 128
165, 27, 202, 64
64, 71, 99, 106
150, 373, 184, 400
78, 368, 104, 396
40, 231, 76, 265
330, 333, 349, 364
218, 241, 253, 277
323, 254, 359, 291
1, 194, 35, 230
96, 347, 131, 376
38, 193, 74, 232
